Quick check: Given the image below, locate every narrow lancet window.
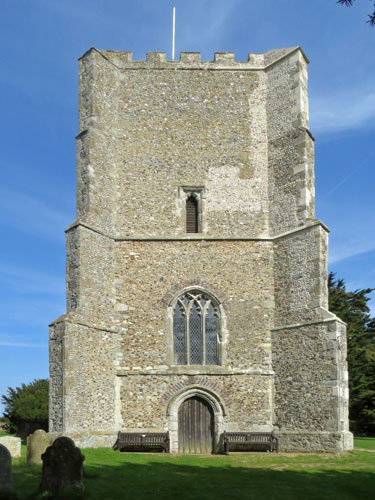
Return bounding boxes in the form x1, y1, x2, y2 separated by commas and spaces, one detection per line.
186, 195, 199, 233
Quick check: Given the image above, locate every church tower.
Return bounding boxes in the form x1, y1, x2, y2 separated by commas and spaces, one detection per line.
49, 47, 352, 452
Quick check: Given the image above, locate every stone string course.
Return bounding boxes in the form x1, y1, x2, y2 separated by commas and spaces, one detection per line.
49, 47, 352, 452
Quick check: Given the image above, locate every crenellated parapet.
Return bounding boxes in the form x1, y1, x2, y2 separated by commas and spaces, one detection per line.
79, 46, 307, 71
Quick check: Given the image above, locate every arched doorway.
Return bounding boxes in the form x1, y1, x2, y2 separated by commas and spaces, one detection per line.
178, 396, 214, 454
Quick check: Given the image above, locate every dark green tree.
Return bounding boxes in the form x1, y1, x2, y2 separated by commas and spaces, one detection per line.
328, 273, 375, 434
337, 0, 375, 26
1, 379, 49, 433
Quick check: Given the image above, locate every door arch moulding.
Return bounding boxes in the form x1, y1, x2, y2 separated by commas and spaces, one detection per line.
166, 385, 226, 453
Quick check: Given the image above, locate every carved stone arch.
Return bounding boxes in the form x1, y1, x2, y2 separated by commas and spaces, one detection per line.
166, 385, 226, 453
165, 286, 228, 366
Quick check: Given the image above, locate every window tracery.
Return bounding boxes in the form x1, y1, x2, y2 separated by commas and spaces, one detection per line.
173, 290, 220, 365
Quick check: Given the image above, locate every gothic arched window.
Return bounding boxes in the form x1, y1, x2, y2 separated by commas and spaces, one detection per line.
173, 290, 220, 365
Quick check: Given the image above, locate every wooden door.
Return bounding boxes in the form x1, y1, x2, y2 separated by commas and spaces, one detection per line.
178, 396, 214, 454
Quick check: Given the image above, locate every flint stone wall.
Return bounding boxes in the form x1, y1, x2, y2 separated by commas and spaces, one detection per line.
275, 430, 353, 452
272, 319, 349, 433
119, 373, 273, 431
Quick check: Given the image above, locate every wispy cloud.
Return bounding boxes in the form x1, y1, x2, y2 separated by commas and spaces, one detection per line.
329, 244, 375, 265
0, 341, 46, 348
310, 88, 375, 133
0, 295, 65, 328
0, 266, 65, 328
0, 187, 70, 242
320, 154, 372, 201
0, 329, 48, 349
0, 265, 64, 295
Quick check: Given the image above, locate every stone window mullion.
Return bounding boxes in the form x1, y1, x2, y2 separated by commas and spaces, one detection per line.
202, 304, 207, 365
186, 304, 190, 365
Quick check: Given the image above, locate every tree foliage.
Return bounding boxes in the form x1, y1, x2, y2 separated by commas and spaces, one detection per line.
1, 379, 49, 433
328, 273, 375, 434
337, 0, 375, 26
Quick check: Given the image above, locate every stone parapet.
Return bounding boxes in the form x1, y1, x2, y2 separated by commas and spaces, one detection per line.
79, 47, 305, 71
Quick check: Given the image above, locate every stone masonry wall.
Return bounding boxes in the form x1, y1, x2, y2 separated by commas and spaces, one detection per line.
114, 65, 268, 238
75, 47, 314, 240
274, 224, 329, 326
49, 320, 64, 432
61, 322, 123, 433
120, 374, 273, 431
266, 50, 315, 234
272, 319, 349, 435
51, 239, 275, 434
273, 322, 339, 432
76, 53, 120, 234
66, 225, 114, 323
113, 240, 274, 370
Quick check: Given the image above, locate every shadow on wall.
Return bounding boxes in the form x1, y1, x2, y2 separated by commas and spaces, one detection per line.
10, 451, 375, 500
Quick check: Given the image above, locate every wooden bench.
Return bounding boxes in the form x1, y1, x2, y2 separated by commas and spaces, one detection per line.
223, 431, 278, 453
113, 432, 170, 453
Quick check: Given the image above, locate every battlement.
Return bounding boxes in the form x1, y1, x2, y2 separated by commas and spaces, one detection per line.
80, 46, 308, 70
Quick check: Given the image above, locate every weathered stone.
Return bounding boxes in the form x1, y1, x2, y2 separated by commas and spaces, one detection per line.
0, 444, 12, 493
40, 437, 84, 494
48, 47, 352, 452
27, 429, 52, 465
0, 436, 21, 458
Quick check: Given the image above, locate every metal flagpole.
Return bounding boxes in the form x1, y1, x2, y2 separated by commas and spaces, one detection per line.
172, 7, 176, 61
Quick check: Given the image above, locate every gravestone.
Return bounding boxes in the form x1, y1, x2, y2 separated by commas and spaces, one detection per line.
40, 437, 84, 494
0, 443, 12, 493
0, 436, 21, 458
27, 429, 52, 465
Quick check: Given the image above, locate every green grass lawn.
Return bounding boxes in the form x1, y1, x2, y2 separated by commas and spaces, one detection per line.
354, 437, 375, 450
9, 444, 375, 500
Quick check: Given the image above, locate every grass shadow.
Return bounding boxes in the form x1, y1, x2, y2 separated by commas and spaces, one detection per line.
11, 450, 375, 500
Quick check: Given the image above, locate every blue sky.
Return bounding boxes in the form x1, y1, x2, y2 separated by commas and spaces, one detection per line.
0, 0, 374, 415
